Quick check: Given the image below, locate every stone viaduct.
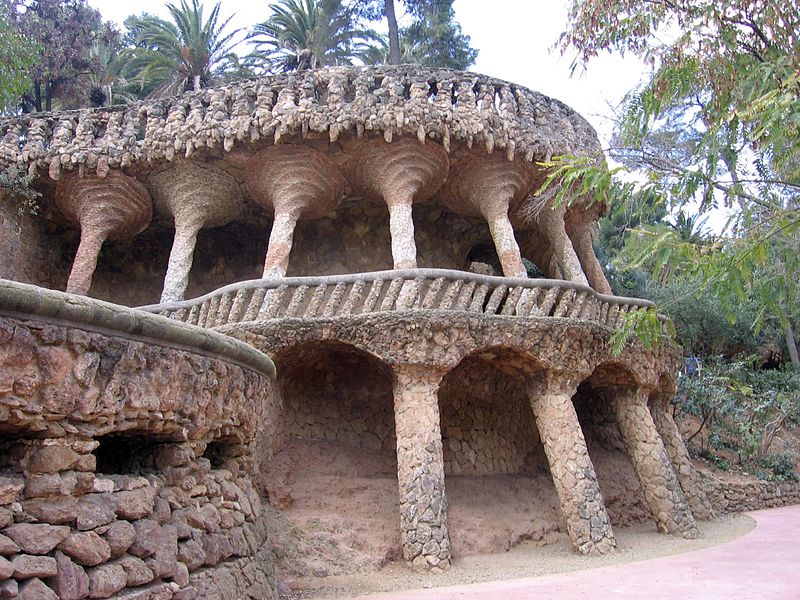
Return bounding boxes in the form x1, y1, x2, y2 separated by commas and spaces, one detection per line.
0, 65, 712, 597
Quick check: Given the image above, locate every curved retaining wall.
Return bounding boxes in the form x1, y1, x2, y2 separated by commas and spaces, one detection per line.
0, 280, 277, 599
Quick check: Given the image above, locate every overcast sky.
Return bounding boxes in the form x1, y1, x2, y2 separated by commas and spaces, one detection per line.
87, 0, 649, 144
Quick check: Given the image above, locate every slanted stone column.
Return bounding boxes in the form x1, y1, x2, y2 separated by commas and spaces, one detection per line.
55, 172, 152, 295
246, 145, 346, 278
565, 206, 613, 294
148, 163, 244, 303
529, 204, 588, 286
351, 137, 449, 270
612, 387, 698, 537
392, 365, 451, 570
649, 390, 714, 520
528, 372, 616, 555
441, 153, 531, 278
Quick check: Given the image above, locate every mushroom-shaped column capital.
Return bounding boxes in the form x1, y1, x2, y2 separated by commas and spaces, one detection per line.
350, 137, 449, 270
55, 171, 153, 295
148, 161, 244, 303
441, 153, 534, 278
245, 144, 346, 278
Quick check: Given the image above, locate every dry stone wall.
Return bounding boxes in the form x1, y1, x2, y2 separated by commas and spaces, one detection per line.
703, 475, 800, 514
0, 283, 278, 598
439, 356, 542, 475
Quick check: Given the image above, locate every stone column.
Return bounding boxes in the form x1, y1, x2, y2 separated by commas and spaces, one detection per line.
528, 372, 616, 554
482, 200, 527, 278
161, 218, 202, 304
533, 206, 589, 285
613, 387, 698, 537
262, 208, 301, 278
392, 365, 451, 570
387, 194, 417, 269
565, 217, 612, 294
55, 172, 153, 296
649, 391, 715, 520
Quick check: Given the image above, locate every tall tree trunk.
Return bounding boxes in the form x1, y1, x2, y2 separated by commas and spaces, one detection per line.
33, 82, 42, 113
45, 82, 53, 112
786, 324, 799, 367
193, 74, 201, 91
385, 0, 401, 64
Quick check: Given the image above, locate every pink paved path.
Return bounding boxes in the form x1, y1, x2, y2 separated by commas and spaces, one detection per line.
365, 504, 800, 600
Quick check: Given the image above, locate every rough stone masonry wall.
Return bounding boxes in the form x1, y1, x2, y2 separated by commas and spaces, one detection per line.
0, 440, 273, 600
439, 357, 544, 475
702, 475, 800, 514
0, 304, 278, 599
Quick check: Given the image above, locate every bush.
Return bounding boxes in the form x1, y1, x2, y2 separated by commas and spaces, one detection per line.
756, 453, 799, 482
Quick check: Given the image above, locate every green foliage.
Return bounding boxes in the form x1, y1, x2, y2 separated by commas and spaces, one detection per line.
677, 358, 800, 473
756, 453, 799, 483
561, 0, 800, 362
0, 6, 40, 112
396, 0, 477, 70
2, 0, 118, 112
247, 0, 380, 72
609, 306, 666, 356
122, 0, 241, 97
0, 165, 41, 214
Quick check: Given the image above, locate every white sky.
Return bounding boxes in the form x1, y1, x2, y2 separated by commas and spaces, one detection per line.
87, 0, 650, 145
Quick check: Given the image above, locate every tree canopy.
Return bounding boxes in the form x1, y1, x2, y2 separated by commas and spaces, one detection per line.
558, 0, 800, 364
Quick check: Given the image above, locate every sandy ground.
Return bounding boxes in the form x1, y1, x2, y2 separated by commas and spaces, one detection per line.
281, 512, 755, 599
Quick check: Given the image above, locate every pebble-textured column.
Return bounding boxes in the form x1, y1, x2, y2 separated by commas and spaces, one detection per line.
393, 365, 451, 570
649, 390, 715, 520
441, 153, 531, 278
351, 137, 449, 269
565, 205, 612, 294
528, 372, 616, 554
55, 172, 152, 295
613, 387, 699, 538
148, 162, 244, 303
246, 144, 346, 278
531, 204, 589, 285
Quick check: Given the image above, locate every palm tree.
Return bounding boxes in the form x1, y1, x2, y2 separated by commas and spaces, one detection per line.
122, 0, 241, 97
247, 0, 381, 73
85, 43, 139, 107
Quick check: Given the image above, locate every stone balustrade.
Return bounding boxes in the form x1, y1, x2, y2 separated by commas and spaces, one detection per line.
138, 269, 656, 331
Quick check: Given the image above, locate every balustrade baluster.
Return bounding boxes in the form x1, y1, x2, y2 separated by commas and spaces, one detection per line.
341, 280, 366, 315
243, 289, 266, 321
485, 285, 508, 314
260, 285, 288, 319
578, 296, 596, 320
187, 305, 200, 325
421, 278, 445, 309
305, 283, 328, 318
323, 282, 348, 316
468, 283, 490, 312
439, 280, 464, 310
553, 289, 576, 318
380, 278, 404, 311
285, 285, 309, 317
216, 292, 234, 325
454, 281, 476, 310
501, 287, 523, 315
197, 301, 210, 328
228, 288, 249, 323
539, 287, 561, 316
361, 279, 384, 313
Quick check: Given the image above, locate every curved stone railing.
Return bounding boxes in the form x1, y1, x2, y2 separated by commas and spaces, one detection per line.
138, 269, 653, 331
0, 278, 275, 378
0, 65, 600, 179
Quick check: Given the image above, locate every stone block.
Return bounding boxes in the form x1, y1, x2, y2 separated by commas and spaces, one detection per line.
113, 487, 156, 520
87, 563, 126, 599
12, 555, 58, 579
16, 577, 58, 599
117, 555, 154, 587
0, 535, 20, 556
103, 521, 136, 558
50, 551, 90, 600
76, 495, 117, 531
27, 446, 80, 475
4, 524, 69, 555
58, 531, 111, 567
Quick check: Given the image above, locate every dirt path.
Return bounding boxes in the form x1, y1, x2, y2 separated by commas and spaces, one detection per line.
283, 511, 756, 599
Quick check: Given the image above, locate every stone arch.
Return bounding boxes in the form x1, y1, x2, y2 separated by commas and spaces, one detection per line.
437, 346, 562, 555
267, 340, 402, 574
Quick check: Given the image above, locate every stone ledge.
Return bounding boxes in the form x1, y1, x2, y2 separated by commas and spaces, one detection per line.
0, 279, 275, 379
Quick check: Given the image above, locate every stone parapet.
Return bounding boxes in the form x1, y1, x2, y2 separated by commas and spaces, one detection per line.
0, 66, 600, 179
703, 475, 800, 514
0, 280, 277, 598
